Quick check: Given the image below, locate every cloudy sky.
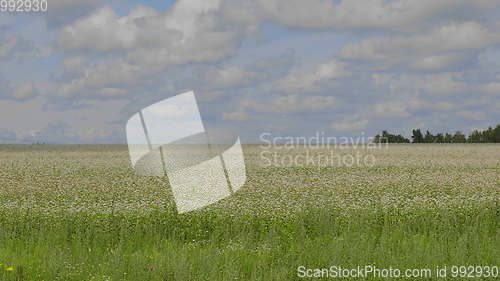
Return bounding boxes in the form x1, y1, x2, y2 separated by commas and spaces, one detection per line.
1, 0, 499, 144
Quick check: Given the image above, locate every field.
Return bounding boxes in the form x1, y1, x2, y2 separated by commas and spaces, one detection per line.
0, 144, 498, 280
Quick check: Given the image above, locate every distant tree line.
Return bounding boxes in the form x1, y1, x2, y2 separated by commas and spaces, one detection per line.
373, 125, 500, 143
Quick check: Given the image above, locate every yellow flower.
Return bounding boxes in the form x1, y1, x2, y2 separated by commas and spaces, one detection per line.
5, 267, 14, 271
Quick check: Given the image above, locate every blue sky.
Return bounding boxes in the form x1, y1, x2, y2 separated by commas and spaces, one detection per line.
1, 0, 499, 144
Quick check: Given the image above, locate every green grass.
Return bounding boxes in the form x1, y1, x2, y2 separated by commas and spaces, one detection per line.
0, 144, 498, 280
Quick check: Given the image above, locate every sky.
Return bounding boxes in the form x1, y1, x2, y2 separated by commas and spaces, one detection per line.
0, 0, 499, 144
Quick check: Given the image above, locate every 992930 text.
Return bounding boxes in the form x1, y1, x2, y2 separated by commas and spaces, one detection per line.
0, 0, 48, 13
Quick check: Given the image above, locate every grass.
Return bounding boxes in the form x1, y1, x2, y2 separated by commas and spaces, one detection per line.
0, 144, 498, 280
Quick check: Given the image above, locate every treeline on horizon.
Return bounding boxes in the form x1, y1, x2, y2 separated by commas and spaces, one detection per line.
374, 124, 500, 143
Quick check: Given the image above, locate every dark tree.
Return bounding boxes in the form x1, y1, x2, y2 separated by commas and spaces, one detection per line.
494, 125, 500, 143
452, 131, 466, 143
373, 130, 410, 143
374, 124, 500, 144
467, 130, 483, 143
444, 133, 453, 143
424, 130, 435, 143
411, 129, 424, 143
435, 133, 445, 143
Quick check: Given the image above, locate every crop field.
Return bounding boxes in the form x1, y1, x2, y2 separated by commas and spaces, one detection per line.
0, 144, 498, 280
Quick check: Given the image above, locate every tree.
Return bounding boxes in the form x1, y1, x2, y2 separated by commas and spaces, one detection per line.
444, 133, 453, 143
494, 125, 500, 143
452, 131, 466, 143
435, 133, 445, 143
374, 130, 410, 143
467, 130, 483, 143
424, 130, 435, 143
411, 129, 424, 143
374, 124, 500, 144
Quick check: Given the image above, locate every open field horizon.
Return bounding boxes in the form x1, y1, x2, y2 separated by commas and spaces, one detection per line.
0, 144, 498, 280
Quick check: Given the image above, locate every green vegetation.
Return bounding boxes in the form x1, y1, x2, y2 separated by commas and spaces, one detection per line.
374, 124, 500, 143
0, 144, 498, 280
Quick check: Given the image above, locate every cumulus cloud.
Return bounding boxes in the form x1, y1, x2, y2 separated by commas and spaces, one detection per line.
53, 0, 251, 100
342, 22, 500, 59
276, 59, 350, 93
236, 94, 338, 115
0, 36, 51, 60
340, 22, 500, 71
482, 82, 500, 95
0, 77, 36, 101
457, 110, 488, 121
11, 82, 37, 100
373, 101, 410, 118
202, 53, 294, 90
271, 95, 338, 113
209, 66, 264, 88
407, 98, 456, 112
331, 118, 369, 132
44, 0, 106, 26
256, 0, 497, 30
58, 1, 240, 68
377, 72, 468, 96
54, 59, 142, 99
0, 38, 17, 57
410, 52, 475, 71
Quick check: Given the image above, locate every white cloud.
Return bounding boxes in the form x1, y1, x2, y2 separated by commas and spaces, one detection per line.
256, 0, 497, 30
256, 95, 337, 113
232, 94, 338, 118
373, 101, 410, 118
482, 82, 500, 95
457, 110, 488, 121
278, 95, 337, 112
342, 21, 499, 59
55, 59, 140, 98
0, 36, 51, 60
11, 82, 36, 100
43, 0, 106, 26
339, 22, 500, 70
0, 38, 17, 57
54, 1, 247, 99
407, 98, 456, 111
210, 66, 262, 88
276, 59, 350, 93
410, 52, 472, 71
58, 6, 158, 51
383, 73, 467, 96
58, 1, 239, 68
331, 118, 368, 132
372, 73, 394, 87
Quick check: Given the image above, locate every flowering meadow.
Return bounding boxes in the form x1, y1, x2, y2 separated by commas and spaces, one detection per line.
0, 144, 498, 280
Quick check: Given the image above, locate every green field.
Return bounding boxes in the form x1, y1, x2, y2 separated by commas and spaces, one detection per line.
0, 144, 498, 280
